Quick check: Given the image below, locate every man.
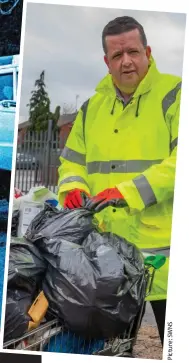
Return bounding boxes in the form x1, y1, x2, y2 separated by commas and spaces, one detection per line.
58, 16, 181, 346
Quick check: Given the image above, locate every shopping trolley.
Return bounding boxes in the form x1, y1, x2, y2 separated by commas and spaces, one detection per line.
3, 254, 166, 357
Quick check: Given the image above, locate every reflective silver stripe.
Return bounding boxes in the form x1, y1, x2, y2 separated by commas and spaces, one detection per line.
141, 247, 170, 258
81, 99, 90, 143
170, 137, 178, 153
133, 175, 157, 207
87, 159, 163, 175
162, 82, 181, 118
59, 176, 89, 188
61, 146, 86, 166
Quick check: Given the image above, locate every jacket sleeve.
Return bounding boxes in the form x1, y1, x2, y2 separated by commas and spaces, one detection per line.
58, 108, 90, 206
116, 88, 181, 214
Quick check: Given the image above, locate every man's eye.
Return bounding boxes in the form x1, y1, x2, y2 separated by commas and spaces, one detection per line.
113, 53, 121, 59
129, 50, 139, 54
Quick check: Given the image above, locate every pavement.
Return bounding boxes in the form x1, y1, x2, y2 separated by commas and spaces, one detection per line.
142, 302, 156, 326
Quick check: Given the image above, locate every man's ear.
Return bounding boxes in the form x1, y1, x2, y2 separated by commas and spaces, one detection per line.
146, 46, 151, 62
104, 55, 111, 73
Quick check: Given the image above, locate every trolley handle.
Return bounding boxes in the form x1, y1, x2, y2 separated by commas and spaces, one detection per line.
144, 254, 166, 270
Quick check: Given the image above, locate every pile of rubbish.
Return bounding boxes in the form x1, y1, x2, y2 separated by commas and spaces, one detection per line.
0, 189, 10, 320
0, 169, 12, 319
0, 222, 7, 319
4, 186, 146, 354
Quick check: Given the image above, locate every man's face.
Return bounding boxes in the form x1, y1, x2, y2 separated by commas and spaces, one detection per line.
104, 29, 151, 94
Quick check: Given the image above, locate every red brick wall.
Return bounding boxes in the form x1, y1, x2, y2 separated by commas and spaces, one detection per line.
59, 123, 73, 148
17, 127, 27, 144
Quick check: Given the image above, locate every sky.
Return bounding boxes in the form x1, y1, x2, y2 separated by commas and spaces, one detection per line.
19, 2, 186, 121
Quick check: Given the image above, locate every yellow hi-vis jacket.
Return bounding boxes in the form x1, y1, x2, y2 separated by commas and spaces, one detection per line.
58, 56, 182, 301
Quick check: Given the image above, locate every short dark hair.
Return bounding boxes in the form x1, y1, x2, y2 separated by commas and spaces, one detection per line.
102, 16, 147, 54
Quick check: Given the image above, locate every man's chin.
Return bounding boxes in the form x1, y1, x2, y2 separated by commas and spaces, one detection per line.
119, 76, 138, 91
119, 83, 138, 94
112, 77, 138, 94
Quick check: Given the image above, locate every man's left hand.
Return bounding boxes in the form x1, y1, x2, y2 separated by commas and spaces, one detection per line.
86, 188, 127, 212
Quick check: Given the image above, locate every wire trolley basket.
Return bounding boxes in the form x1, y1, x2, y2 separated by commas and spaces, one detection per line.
3, 255, 165, 357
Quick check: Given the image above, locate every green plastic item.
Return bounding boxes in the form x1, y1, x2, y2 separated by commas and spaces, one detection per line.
144, 254, 166, 270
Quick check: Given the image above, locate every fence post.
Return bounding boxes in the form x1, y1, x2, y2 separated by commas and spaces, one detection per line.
44, 119, 53, 188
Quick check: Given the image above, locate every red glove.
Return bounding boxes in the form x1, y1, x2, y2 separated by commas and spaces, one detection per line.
86, 188, 127, 212
64, 189, 90, 209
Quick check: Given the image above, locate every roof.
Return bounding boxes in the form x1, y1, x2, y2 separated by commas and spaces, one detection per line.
57, 112, 77, 127
18, 120, 30, 130
18, 112, 78, 130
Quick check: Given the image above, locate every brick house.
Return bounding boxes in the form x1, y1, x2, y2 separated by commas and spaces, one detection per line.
18, 112, 77, 147
57, 112, 77, 148
18, 120, 30, 144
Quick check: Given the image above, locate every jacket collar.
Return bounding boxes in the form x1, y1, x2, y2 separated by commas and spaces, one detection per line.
95, 56, 160, 99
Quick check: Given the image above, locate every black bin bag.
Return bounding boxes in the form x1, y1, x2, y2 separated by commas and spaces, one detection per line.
24, 205, 146, 339
8, 237, 47, 294
42, 230, 146, 339
11, 210, 20, 237
25, 203, 96, 248
4, 289, 31, 342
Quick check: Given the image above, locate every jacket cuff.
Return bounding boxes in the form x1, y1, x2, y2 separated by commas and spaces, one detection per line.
116, 178, 146, 213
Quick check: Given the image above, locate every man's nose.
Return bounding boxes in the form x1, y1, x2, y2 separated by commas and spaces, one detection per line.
122, 52, 132, 66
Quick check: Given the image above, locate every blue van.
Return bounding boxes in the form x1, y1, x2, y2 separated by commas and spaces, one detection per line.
0, 55, 19, 318
0, 55, 19, 171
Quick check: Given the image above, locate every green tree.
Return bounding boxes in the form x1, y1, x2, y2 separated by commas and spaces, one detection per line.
27, 70, 50, 131
27, 70, 60, 131
50, 105, 61, 131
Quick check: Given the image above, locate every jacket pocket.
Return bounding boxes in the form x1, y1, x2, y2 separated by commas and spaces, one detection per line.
140, 200, 173, 230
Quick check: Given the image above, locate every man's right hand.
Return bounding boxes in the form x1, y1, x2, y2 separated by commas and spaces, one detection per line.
64, 189, 90, 209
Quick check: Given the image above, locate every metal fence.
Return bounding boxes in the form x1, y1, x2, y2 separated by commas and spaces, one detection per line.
15, 121, 61, 194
